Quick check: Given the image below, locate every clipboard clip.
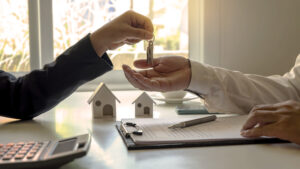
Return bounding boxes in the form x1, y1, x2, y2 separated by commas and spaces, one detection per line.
121, 122, 143, 138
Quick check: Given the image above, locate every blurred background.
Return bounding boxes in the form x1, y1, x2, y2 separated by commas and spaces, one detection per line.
0, 0, 188, 71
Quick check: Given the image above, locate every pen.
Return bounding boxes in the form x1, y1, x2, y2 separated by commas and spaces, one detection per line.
168, 115, 217, 129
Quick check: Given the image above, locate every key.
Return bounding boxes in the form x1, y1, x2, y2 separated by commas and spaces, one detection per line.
147, 36, 155, 66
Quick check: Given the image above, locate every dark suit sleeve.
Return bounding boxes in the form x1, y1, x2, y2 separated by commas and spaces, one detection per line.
0, 34, 113, 120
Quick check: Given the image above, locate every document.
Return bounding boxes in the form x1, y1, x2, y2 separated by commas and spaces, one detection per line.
121, 115, 268, 145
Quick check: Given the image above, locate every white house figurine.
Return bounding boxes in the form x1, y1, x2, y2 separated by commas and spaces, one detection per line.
132, 92, 156, 117
88, 83, 120, 119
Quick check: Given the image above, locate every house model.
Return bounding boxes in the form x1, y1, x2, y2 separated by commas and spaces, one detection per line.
132, 92, 156, 117
88, 83, 120, 119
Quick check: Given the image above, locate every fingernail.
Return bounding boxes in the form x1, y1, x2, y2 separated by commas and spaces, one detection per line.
145, 32, 153, 39
240, 130, 248, 136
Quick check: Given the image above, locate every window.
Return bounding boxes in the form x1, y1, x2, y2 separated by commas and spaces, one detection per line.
0, 0, 201, 90
53, 0, 189, 70
0, 0, 30, 72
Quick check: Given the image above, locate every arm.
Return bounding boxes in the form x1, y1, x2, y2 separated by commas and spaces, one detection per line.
0, 10, 153, 120
188, 57, 300, 114
123, 55, 300, 114
0, 35, 112, 120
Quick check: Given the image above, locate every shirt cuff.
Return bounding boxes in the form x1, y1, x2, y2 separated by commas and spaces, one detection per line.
187, 60, 214, 97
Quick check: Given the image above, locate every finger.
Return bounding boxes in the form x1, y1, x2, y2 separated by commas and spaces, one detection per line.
124, 72, 150, 91
242, 111, 280, 130
134, 58, 161, 68
122, 65, 151, 91
251, 104, 278, 112
124, 41, 134, 45
273, 100, 299, 108
142, 69, 162, 78
125, 39, 141, 44
108, 42, 125, 50
134, 69, 161, 78
131, 11, 154, 33
273, 100, 300, 115
253, 100, 298, 111
241, 124, 277, 138
126, 27, 153, 40
133, 73, 166, 92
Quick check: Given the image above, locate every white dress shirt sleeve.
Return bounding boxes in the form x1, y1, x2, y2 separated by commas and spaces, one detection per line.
188, 54, 300, 114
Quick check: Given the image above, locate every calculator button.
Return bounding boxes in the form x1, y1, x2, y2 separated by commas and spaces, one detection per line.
26, 154, 35, 159
14, 145, 22, 149
6, 143, 15, 147
18, 150, 28, 154
21, 148, 30, 152
24, 145, 32, 148
2, 155, 13, 160
2, 148, 10, 152
22, 147, 31, 151
27, 141, 36, 145
32, 147, 40, 151
17, 142, 25, 146
14, 154, 25, 159
7, 151, 16, 155
11, 147, 20, 151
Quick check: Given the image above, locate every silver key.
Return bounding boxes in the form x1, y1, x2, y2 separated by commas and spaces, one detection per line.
147, 36, 155, 66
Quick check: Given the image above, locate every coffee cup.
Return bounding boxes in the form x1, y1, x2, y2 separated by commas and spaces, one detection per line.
161, 90, 187, 99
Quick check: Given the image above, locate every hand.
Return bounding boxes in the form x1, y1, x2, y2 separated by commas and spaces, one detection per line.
241, 100, 300, 145
122, 56, 191, 92
90, 10, 154, 56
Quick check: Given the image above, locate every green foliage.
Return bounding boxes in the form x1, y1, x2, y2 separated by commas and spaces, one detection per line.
0, 1, 30, 72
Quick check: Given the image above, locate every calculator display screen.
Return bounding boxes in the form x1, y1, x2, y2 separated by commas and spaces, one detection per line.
52, 138, 76, 155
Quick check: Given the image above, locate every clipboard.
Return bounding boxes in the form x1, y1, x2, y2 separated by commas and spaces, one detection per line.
115, 117, 289, 150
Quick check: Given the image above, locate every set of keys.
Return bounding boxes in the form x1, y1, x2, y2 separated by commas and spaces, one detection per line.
146, 36, 155, 66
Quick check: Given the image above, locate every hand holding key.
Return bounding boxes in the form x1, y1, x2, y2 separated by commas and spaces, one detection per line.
90, 10, 154, 57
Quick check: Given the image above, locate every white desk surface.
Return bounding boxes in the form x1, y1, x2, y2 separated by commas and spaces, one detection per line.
0, 91, 299, 169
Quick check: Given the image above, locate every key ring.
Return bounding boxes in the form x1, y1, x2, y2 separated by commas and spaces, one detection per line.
148, 35, 155, 43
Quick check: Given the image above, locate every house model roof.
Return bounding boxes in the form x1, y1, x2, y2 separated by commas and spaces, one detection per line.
132, 92, 156, 104
88, 83, 120, 104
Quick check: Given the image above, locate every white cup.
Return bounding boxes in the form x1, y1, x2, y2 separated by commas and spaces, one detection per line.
161, 90, 187, 99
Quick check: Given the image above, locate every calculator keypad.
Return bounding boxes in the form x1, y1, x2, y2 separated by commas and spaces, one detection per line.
0, 142, 45, 162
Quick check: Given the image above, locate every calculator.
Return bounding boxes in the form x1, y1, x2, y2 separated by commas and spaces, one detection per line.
0, 133, 91, 169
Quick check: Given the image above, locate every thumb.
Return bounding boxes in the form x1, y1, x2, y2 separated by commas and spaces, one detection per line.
134, 58, 161, 68
127, 27, 153, 40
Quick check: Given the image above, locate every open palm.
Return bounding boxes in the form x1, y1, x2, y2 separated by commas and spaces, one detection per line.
122, 56, 191, 92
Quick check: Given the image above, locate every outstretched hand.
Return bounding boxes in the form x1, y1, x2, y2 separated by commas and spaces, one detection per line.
241, 100, 300, 145
90, 10, 154, 56
122, 56, 191, 92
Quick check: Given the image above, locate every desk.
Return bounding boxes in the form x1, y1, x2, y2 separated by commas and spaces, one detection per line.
0, 91, 299, 169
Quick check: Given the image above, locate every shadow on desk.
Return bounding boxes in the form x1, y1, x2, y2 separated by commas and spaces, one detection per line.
0, 118, 88, 144
91, 119, 122, 150
0, 119, 60, 142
